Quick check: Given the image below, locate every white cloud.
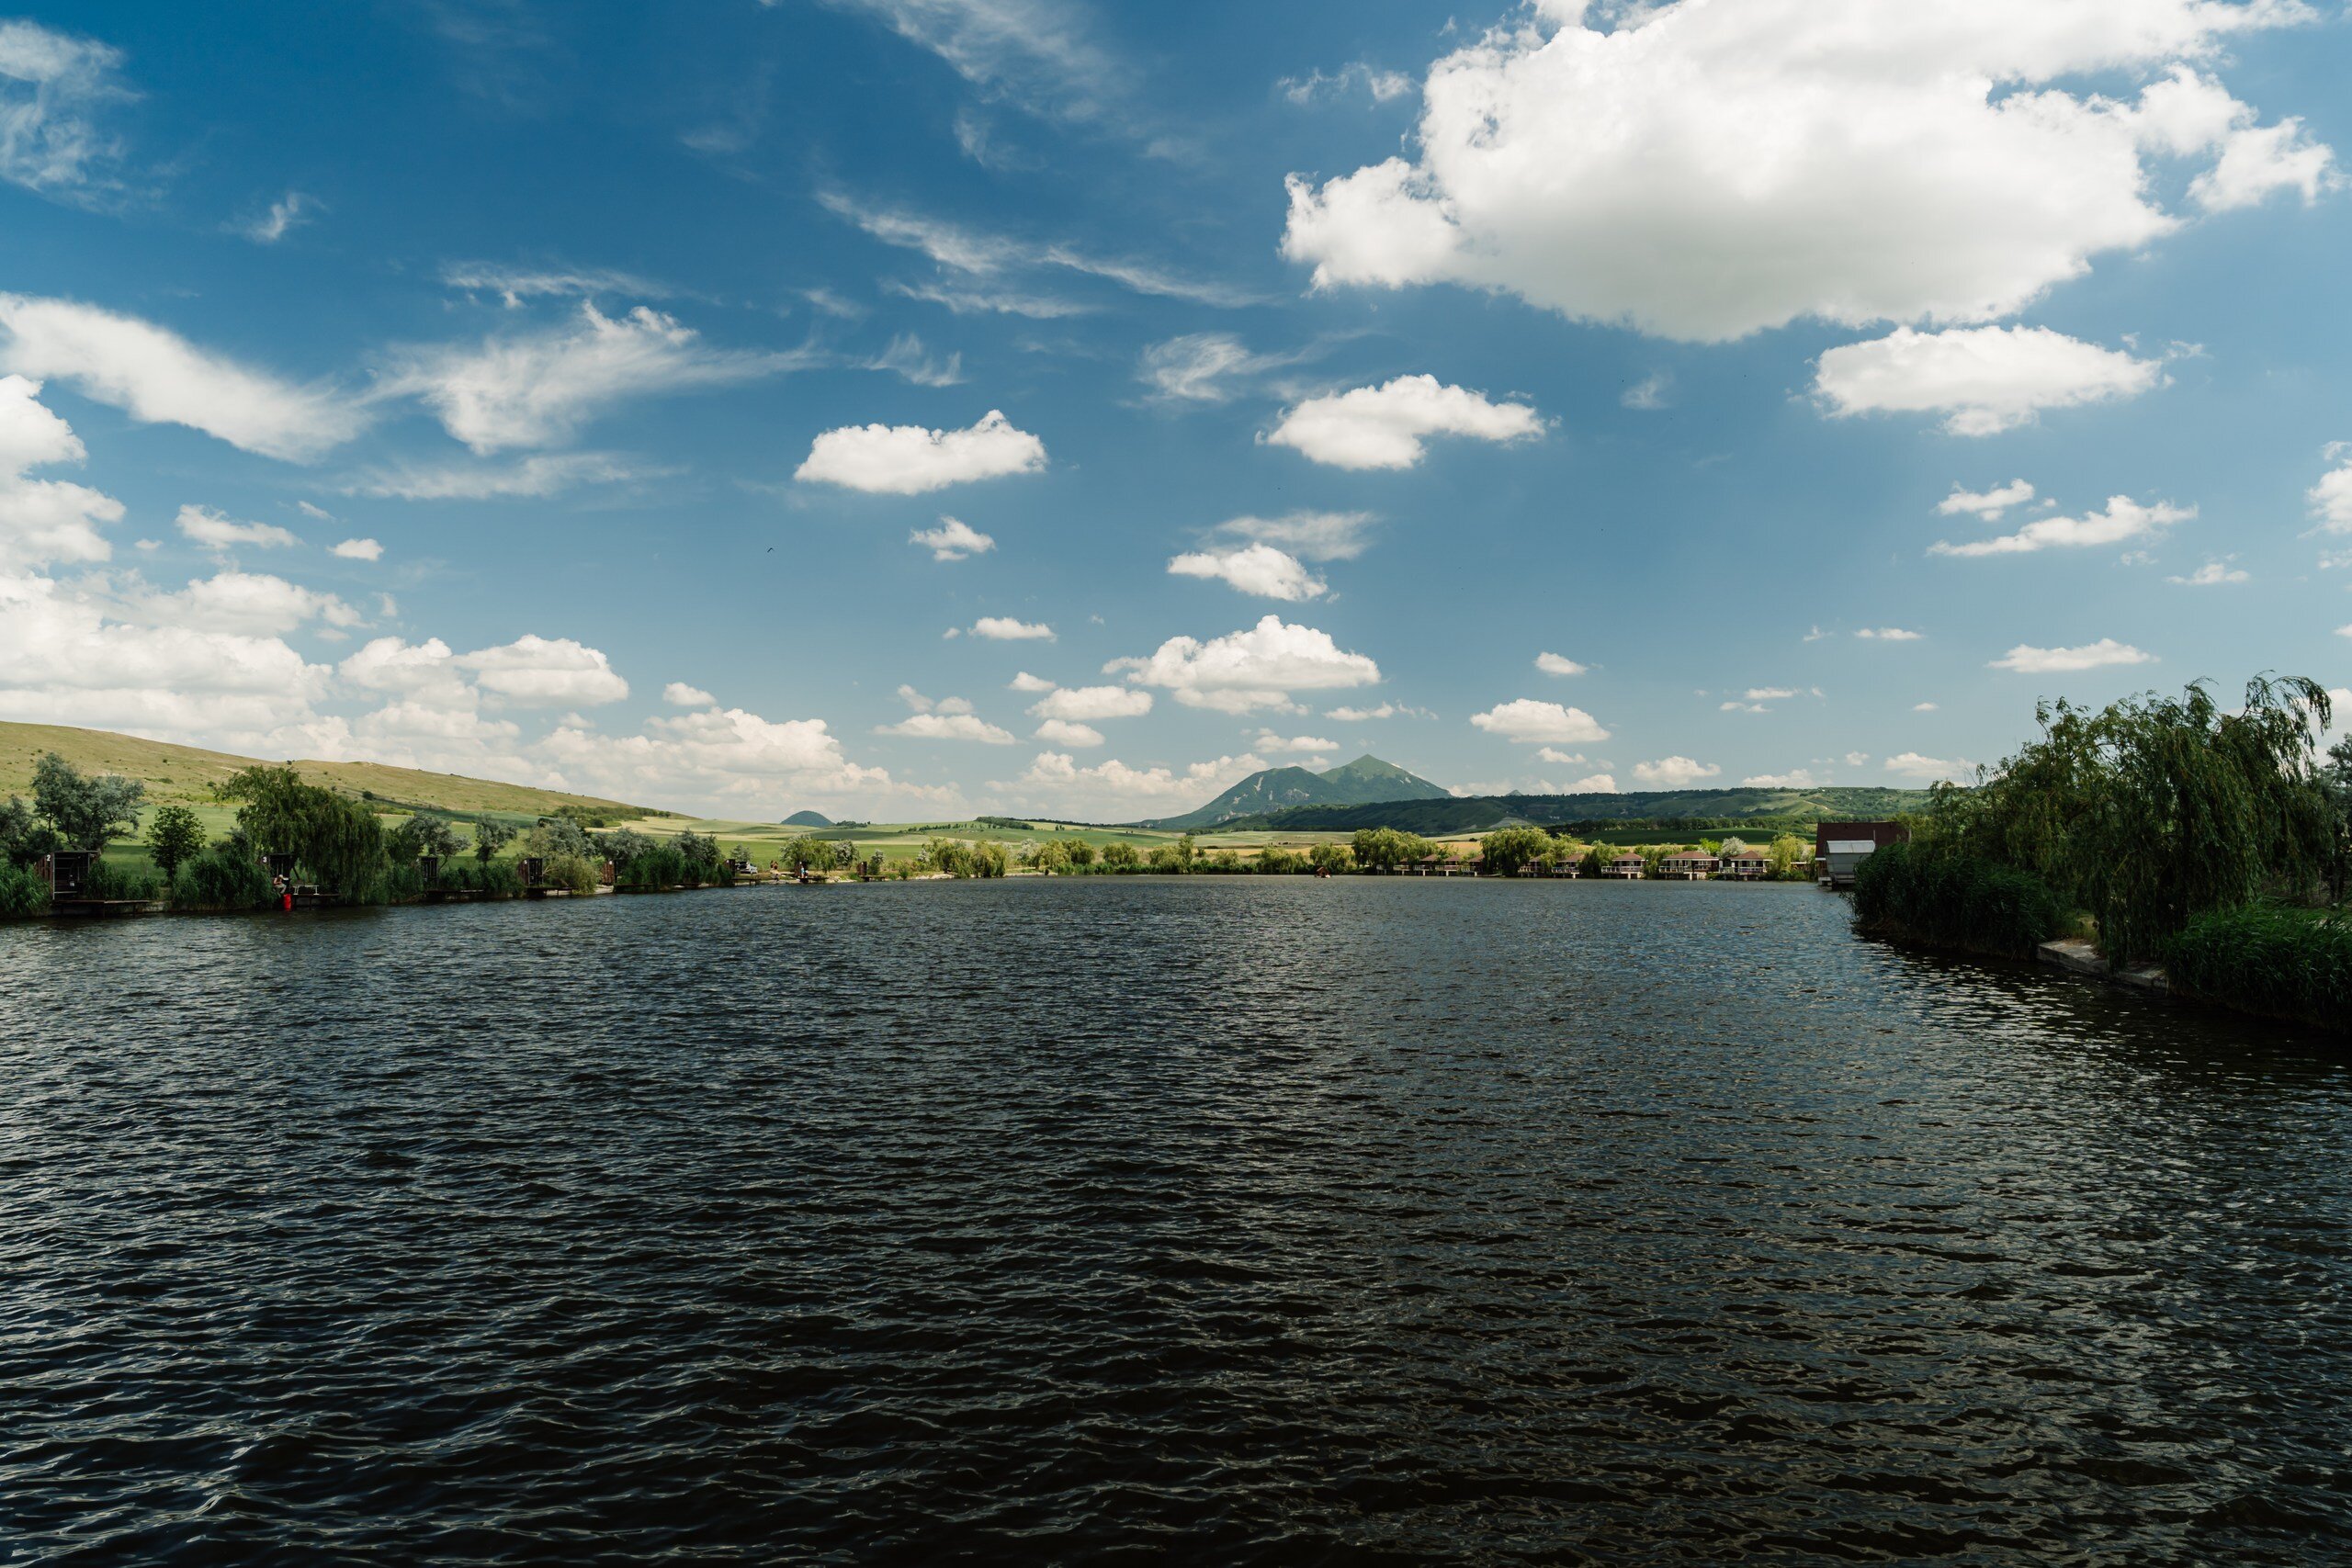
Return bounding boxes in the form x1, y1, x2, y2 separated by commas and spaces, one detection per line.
1469, 698, 1610, 744
339, 636, 470, 707
1989, 638, 2154, 673
333, 536, 383, 561
1254, 730, 1337, 754
0, 294, 367, 461
0, 19, 129, 197
1743, 770, 1820, 788
1939, 479, 2036, 520
440, 261, 673, 306
1109, 615, 1380, 713
819, 0, 1140, 140
1885, 750, 1974, 782
1008, 670, 1056, 693
1534, 746, 1583, 765
175, 503, 300, 551
542, 705, 920, 810
1855, 626, 1924, 640
1634, 756, 1722, 787
1011, 750, 1267, 814
2308, 453, 2352, 535
385, 303, 799, 454
1280, 2, 2323, 343
664, 681, 716, 707
1569, 773, 1618, 794
971, 615, 1054, 641
1327, 702, 1432, 721
458, 634, 629, 706
242, 191, 316, 245
1933, 494, 2190, 557
340, 451, 646, 502
866, 333, 963, 388
1281, 62, 1413, 106
134, 570, 358, 637
1817, 326, 2165, 435
2168, 559, 2248, 585
1534, 651, 1587, 676
1745, 686, 1798, 701
910, 515, 996, 560
1167, 543, 1327, 602
885, 277, 1092, 319
797, 409, 1046, 494
1137, 333, 1297, 403
876, 711, 1015, 743
1031, 718, 1103, 747
0, 374, 119, 569
1845, 751, 1871, 768
821, 191, 1254, 307
1913, 703, 1939, 712
1209, 510, 1376, 561
1027, 684, 1151, 721
1266, 375, 1541, 469
1621, 373, 1671, 412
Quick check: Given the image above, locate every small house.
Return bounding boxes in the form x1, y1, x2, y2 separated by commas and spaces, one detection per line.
1660, 850, 1720, 880
1814, 821, 1909, 887
1604, 852, 1645, 879
1717, 850, 1771, 880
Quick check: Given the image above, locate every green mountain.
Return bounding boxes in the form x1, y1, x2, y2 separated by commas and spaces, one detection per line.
782, 809, 835, 827
1144, 754, 1452, 830
1207, 785, 1932, 836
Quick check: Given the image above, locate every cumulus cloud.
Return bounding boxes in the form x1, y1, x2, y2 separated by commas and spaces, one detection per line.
2168, 559, 2248, 585
1534, 651, 1586, 676
1989, 638, 2154, 673
0, 374, 119, 568
797, 408, 1046, 494
1280, 1, 2324, 342
970, 615, 1054, 640
2309, 450, 2352, 535
175, 504, 299, 551
1025, 684, 1151, 722
1209, 509, 1376, 561
542, 705, 915, 810
910, 515, 996, 559
1743, 770, 1820, 788
1569, 773, 1618, 794
1855, 626, 1924, 640
1535, 747, 1584, 765
0, 19, 130, 197
332, 536, 383, 561
458, 634, 629, 705
1266, 375, 1541, 469
0, 294, 367, 461
1468, 698, 1609, 744
134, 570, 358, 637
1913, 703, 1939, 712
1008, 671, 1056, 693
1011, 750, 1268, 814
1254, 730, 1337, 754
1032, 718, 1103, 747
1939, 479, 2036, 520
1108, 615, 1380, 713
1885, 751, 1974, 782
1167, 543, 1327, 602
663, 681, 716, 707
1816, 326, 2165, 435
876, 711, 1015, 743
384, 303, 800, 453
1634, 756, 1722, 787
1932, 494, 2190, 557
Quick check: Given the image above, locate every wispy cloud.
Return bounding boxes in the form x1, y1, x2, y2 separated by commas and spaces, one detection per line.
440, 260, 673, 306
0, 19, 134, 201
240, 191, 317, 244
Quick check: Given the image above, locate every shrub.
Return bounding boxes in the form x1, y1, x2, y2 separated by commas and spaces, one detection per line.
85, 857, 164, 902
2165, 905, 2352, 1033
0, 862, 50, 918
1851, 841, 2069, 958
171, 846, 274, 911
543, 852, 601, 895
443, 860, 523, 897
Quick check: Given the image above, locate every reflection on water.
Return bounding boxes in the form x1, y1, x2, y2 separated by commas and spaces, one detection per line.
3, 880, 2346, 1563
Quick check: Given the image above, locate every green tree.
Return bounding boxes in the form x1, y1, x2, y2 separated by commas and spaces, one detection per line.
1308, 841, 1352, 874
32, 752, 146, 852
1579, 845, 1607, 878
0, 796, 59, 867
600, 827, 658, 870
1066, 840, 1096, 868
1479, 826, 1554, 877
145, 804, 207, 879
1175, 833, 1197, 868
526, 816, 598, 861
218, 765, 386, 897
1767, 834, 1806, 881
388, 815, 464, 862
1100, 840, 1139, 869
472, 818, 516, 863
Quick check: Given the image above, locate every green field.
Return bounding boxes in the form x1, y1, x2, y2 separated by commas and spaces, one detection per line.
612, 814, 1357, 865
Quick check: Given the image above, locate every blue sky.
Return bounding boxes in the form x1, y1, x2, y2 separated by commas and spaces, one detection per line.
3, 0, 2349, 819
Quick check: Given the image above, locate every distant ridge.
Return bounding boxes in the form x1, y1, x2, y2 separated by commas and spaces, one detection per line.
1143, 753, 1452, 830
1206, 785, 1932, 836
782, 809, 835, 827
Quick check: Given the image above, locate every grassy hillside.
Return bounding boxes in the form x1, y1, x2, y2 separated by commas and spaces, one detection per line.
1215, 786, 1934, 836
0, 721, 664, 820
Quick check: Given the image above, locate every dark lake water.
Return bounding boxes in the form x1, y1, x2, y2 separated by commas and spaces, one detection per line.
4, 879, 2348, 1564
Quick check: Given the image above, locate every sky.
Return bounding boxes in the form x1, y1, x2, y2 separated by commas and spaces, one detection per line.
3, 0, 2350, 822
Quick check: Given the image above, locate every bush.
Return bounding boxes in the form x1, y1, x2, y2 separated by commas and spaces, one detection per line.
171, 846, 274, 911
0, 862, 50, 917
1851, 841, 2069, 958
543, 852, 601, 895
2165, 905, 2352, 1033
85, 857, 164, 901
443, 860, 523, 897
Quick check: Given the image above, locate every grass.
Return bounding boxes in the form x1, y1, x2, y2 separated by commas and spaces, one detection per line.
2165, 904, 2351, 1033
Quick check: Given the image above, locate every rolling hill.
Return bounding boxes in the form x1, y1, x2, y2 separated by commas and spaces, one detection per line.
0, 722, 666, 821
1207, 785, 1935, 836
1145, 754, 1453, 830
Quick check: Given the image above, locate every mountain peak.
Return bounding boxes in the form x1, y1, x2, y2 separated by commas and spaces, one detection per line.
1145, 753, 1451, 829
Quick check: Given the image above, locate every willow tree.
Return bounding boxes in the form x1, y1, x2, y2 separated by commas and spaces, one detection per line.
219, 766, 388, 897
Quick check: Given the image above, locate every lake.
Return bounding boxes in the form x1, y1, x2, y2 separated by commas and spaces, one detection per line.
3, 878, 2347, 1564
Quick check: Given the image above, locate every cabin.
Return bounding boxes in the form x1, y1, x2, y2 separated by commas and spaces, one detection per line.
1604, 852, 1646, 879
40, 850, 93, 897
1716, 850, 1772, 880
1659, 850, 1720, 880
1815, 821, 1909, 888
